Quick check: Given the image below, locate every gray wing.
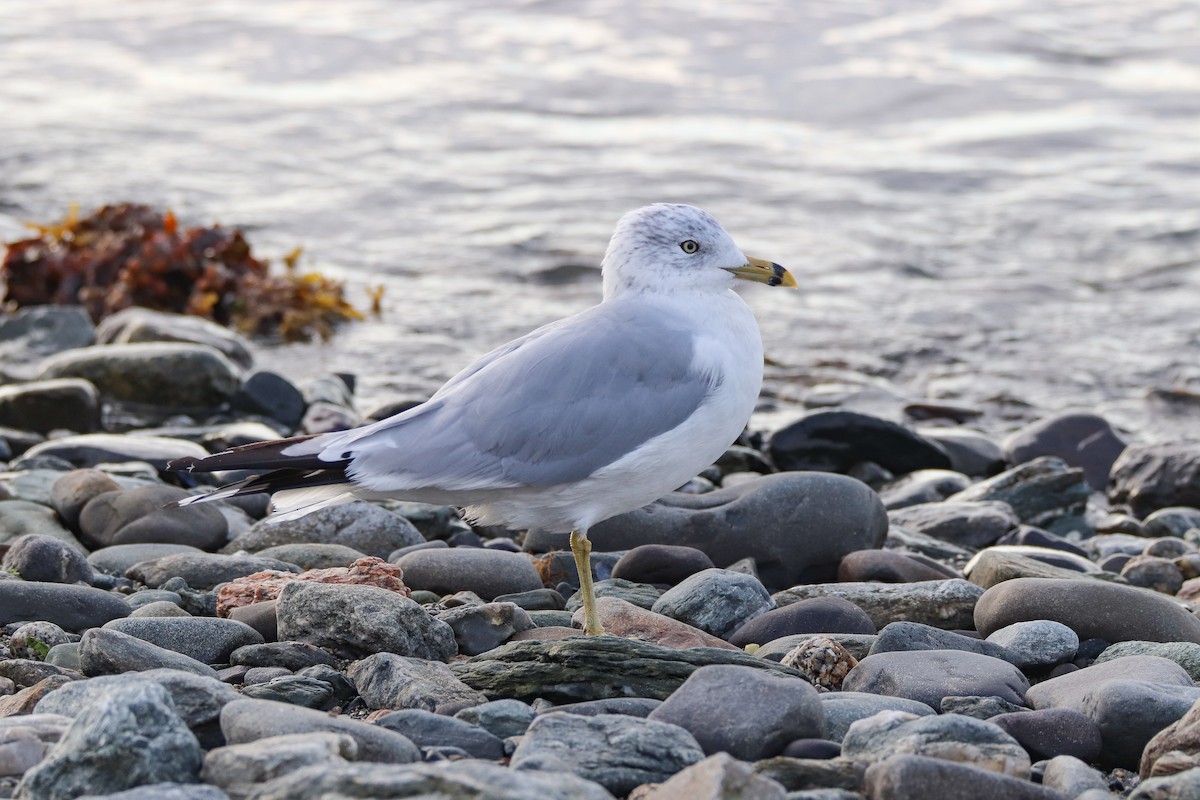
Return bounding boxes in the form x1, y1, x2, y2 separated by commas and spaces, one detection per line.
337, 301, 716, 491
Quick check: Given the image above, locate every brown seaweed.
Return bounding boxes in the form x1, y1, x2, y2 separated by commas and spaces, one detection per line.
1, 203, 372, 342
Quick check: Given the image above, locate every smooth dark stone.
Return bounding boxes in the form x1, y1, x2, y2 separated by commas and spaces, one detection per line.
974, 577, 1200, 644
1109, 443, 1200, 519
79, 486, 227, 551
994, 525, 1090, 558
869, 621, 1012, 662
2, 533, 94, 583
534, 472, 889, 591
38, 342, 241, 410
768, 411, 951, 475
0, 580, 130, 631
375, 709, 504, 760
991, 708, 1102, 762
493, 588, 566, 611
18, 433, 210, 472
781, 739, 842, 760
102, 617, 264, 664
229, 642, 337, 671
729, 597, 876, 647
231, 370, 308, 428
79, 628, 219, 679
1004, 412, 1127, 491
889, 500, 1018, 548
0, 378, 101, 435
837, 550, 959, 583
843, 650, 1029, 708
610, 544, 715, 586
95, 306, 253, 370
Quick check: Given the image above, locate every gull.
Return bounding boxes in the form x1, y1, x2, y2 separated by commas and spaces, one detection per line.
168, 204, 795, 635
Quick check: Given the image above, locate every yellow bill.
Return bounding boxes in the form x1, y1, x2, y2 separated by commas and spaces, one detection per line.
725, 256, 796, 288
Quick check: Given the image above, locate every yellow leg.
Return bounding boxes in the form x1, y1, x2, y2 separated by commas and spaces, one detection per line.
570, 530, 605, 635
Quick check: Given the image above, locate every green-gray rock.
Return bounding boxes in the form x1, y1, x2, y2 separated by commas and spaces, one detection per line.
451, 635, 807, 703
1096, 641, 1200, 681
39, 343, 241, 409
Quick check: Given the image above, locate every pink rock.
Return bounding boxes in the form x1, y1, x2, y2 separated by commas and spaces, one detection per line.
217, 556, 409, 617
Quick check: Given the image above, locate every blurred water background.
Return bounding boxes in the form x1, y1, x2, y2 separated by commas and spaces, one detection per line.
2, 0, 1198, 440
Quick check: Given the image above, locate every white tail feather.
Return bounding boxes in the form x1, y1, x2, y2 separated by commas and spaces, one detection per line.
266, 484, 359, 523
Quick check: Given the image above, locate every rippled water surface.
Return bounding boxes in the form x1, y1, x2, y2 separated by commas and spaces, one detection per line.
3, 0, 1199, 441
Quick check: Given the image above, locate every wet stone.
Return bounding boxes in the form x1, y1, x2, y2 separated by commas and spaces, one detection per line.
1003, 412, 1127, 491
37, 342, 241, 410
0, 379, 101, 436
768, 410, 952, 475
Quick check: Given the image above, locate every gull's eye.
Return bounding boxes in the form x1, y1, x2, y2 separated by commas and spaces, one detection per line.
680, 240, 700, 254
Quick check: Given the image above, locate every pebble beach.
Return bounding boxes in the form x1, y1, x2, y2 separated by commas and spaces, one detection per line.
1, 304, 1199, 799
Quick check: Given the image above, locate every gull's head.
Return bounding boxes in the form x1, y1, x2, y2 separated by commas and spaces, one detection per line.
601, 203, 794, 298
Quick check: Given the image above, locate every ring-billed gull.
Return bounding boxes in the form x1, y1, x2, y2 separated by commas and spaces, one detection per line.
168, 204, 795, 636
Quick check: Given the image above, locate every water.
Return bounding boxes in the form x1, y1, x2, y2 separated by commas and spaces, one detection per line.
2, 0, 1199, 442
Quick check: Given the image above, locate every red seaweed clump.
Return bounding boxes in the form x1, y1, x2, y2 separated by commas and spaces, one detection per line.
1, 203, 366, 341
